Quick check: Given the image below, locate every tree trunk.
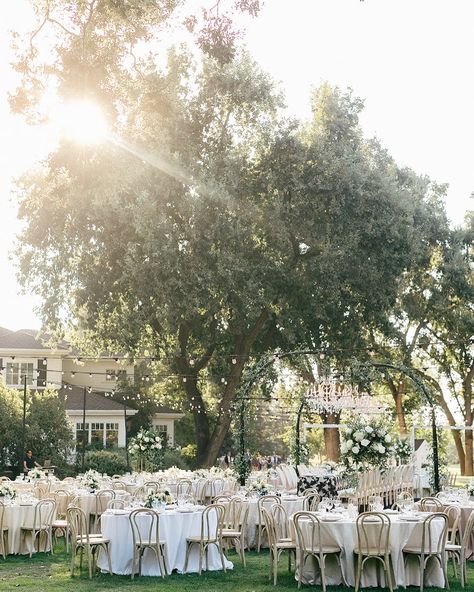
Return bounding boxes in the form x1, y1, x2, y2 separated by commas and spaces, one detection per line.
463, 367, 474, 476
202, 310, 269, 467
387, 376, 407, 435
418, 369, 466, 474
465, 427, 473, 477
320, 412, 340, 461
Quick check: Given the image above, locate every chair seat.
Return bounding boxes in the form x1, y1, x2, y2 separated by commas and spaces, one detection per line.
302, 545, 341, 554
402, 547, 442, 555
76, 536, 109, 545
276, 540, 296, 549
355, 547, 391, 556
53, 520, 68, 527
445, 543, 461, 552
222, 530, 241, 537
135, 540, 166, 547
186, 537, 218, 543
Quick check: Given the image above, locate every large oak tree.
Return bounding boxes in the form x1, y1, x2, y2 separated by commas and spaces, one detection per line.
12, 1, 449, 465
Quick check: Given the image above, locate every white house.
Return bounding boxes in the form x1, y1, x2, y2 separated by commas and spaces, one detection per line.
0, 327, 184, 447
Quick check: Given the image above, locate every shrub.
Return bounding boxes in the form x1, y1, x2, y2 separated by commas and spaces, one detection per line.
81, 450, 128, 476
181, 444, 197, 468
162, 448, 190, 470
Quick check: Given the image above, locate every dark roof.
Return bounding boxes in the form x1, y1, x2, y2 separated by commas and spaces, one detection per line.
0, 328, 69, 351
59, 385, 135, 412
152, 405, 184, 415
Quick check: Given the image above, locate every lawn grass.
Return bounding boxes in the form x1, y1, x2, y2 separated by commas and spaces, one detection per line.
0, 545, 472, 592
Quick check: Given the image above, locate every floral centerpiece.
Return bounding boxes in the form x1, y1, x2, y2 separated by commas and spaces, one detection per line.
247, 478, 274, 496
210, 466, 236, 479
25, 468, 46, 482
340, 419, 393, 471
393, 437, 413, 464
128, 429, 163, 472
466, 481, 474, 496
0, 482, 16, 500
80, 469, 102, 491
144, 489, 174, 509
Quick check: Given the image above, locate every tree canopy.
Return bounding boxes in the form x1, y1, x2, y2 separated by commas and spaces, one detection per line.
12, 0, 451, 466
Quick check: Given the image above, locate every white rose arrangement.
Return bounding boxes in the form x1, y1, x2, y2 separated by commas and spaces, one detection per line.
128, 428, 164, 472
247, 478, 274, 496
341, 419, 394, 471
0, 482, 16, 500
80, 469, 102, 491
25, 468, 46, 482
144, 489, 174, 508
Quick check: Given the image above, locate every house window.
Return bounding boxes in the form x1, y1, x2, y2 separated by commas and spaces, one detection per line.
105, 369, 127, 381
91, 423, 104, 446
106, 423, 119, 448
155, 424, 168, 438
6, 362, 34, 387
76, 423, 89, 447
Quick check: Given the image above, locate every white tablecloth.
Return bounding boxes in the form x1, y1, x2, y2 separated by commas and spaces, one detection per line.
294, 513, 445, 588
3, 503, 51, 555
97, 508, 233, 575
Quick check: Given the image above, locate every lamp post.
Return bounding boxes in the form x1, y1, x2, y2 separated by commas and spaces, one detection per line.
81, 386, 87, 472
21, 374, 27, 455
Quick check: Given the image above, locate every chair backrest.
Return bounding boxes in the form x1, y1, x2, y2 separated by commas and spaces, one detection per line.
108, 499, 125, 509
51, 490, 70, 517
67, 506, 90, 544
144, 481, 160, 493
95, 489, 115, 515
303, 488, 320, 511
443, 504, 461, 543
356, 512, 391, 556
419, 513, 448, 555
195, 478, 209, 504
0, 476, 11, 482
129, 508, 160, 547
419, 497, 443, 512
261, 507, 277, 549
257, 494, 281, 526
111, 481, 126, 490
226, 498, 249, 532
33, 499, 56, 530
34, 482, 51, 499
132, 486, 146, 500
270, 503, 290, 541
209, 478, 224, 498
201, 504, 225, 542
461, 507, 474, 548
294, 511, 328, 555
176, 479, 193, 497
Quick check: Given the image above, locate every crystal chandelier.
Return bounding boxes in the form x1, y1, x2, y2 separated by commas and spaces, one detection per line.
306, 380, 384, 415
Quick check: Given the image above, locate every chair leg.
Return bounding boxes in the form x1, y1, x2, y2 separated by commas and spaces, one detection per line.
88, 547, 93, 579
273, 549, 278, 586
183, 542, 191, 574
385, 556, 394, 592
106, 543, 112, 576
320, 554, 327, 592
198, 543, 203, 576
441, 553, 450, 591
354, 554, 362, 592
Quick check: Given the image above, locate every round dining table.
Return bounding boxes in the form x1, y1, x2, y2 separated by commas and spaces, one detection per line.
293, 511, 446, 588
97, 506, 233, 576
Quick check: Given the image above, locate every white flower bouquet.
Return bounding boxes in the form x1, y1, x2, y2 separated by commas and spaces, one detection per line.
0, 482, 16, 500
128, 428, 164, 471
144, 489, 174, 508
341, 419, 394, 470
247, 478, 274, 496
26, 468, 46, 482
467, 481, 474, 496
80, 469, 102, 491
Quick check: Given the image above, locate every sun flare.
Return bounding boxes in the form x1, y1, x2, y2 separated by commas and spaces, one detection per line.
56, 100, 108, 144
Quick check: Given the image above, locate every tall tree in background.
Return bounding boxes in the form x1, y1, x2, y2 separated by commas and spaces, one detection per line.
12, 2, 450, 466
